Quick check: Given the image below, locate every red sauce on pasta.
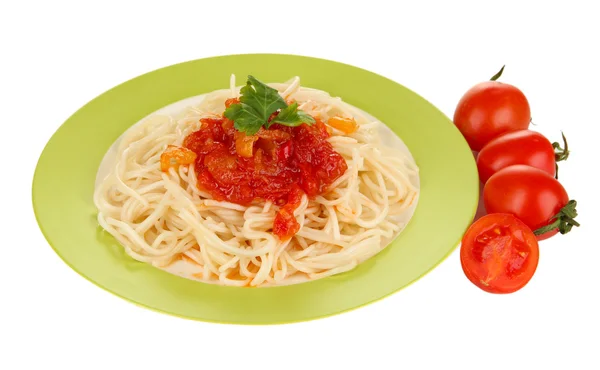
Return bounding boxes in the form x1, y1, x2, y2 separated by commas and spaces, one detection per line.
180, 99, 348, 239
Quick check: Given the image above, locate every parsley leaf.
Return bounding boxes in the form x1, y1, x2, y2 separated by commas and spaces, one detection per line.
240, 76, 288, 119
269, 102, 316, 128
224, 75, 314, 135
223, 103, 264, 135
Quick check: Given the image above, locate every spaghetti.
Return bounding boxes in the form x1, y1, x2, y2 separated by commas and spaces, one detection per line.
94, 76, 419, 287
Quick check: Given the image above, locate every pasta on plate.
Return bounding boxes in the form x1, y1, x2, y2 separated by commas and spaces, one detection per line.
94, 75, 419, 287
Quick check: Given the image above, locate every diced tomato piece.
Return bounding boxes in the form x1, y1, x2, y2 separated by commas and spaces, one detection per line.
327, 116, 358, 134
177, 114, 347, 239
160, 145, 197, 172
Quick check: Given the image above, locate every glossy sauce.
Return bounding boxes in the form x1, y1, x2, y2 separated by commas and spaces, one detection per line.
181, 100, 348, 239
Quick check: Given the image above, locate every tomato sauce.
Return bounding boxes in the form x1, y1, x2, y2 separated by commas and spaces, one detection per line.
182, 103, 348, 240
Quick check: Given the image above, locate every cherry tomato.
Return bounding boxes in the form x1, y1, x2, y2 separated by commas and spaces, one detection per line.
477, 130, 555, 183
460, 213, 539, 294
483, 165, 578, 240
454, 70, 530, 151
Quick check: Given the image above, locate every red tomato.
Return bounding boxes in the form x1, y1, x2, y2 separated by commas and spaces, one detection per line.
483, 165, 578, 240
477, 130, 555, 183
454, 81, 530, 151
183, 117, 347, 240
460, 213, 539, 294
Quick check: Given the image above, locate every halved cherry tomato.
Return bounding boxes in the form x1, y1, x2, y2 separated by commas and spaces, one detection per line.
454, 67, 531, 151
477, 130, 554, 183
483, 165, 579, 240
460, 213, 539, 294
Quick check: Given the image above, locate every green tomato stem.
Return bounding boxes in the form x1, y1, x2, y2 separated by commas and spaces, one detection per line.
490, 65, 505, 81
552, 132, 569, 179
533, 200, 580, 236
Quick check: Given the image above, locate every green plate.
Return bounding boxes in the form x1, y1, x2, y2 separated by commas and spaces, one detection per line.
32, 54, 478, 324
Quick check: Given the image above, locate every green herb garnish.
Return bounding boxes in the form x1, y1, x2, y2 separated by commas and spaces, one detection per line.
224, 75, 315, 135
270, 102, 315, 127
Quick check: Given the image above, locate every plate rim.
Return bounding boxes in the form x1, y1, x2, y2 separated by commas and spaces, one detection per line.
32, 53, 479, 325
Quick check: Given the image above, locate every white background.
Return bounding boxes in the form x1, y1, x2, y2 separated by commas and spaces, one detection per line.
2, 1, 599, 369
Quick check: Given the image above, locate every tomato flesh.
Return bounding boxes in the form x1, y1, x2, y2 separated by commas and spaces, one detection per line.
483, 165, 569, 240
477, 130, 555, 183
460, 213, 539, 293
454, 81, 530, 151
182, 116, 347, 239
272, 185, 304, 240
